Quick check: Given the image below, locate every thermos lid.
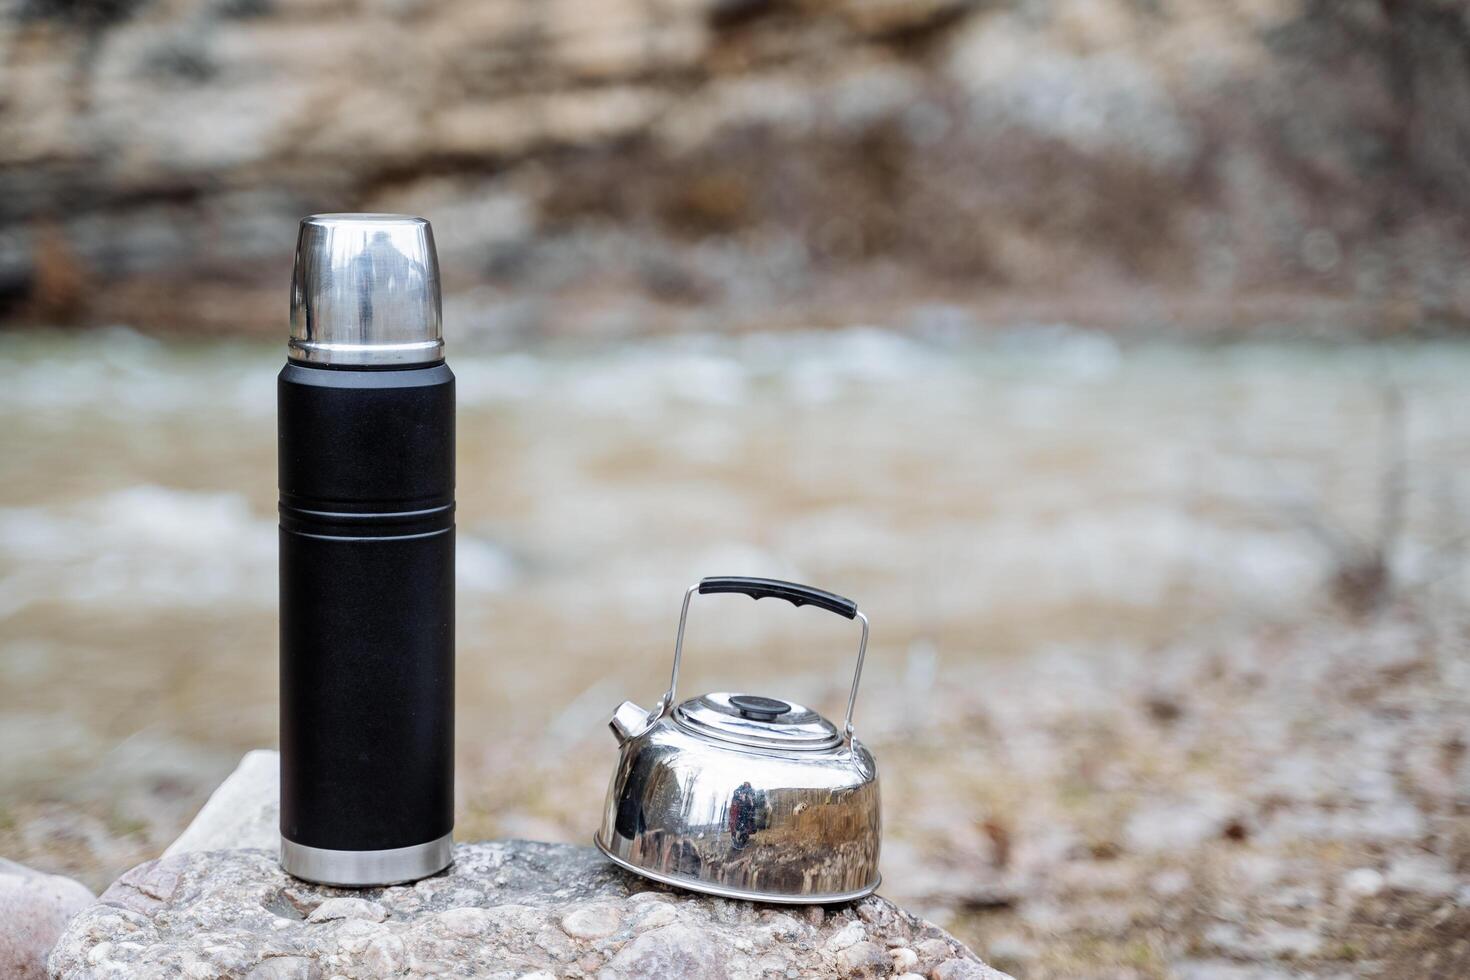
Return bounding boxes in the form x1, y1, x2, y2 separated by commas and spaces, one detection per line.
289, 213, 443, 366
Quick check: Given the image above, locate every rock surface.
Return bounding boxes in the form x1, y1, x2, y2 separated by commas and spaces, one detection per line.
48, 842, 1009, 979
0, 859, 95, 980
163, 749, 279, 858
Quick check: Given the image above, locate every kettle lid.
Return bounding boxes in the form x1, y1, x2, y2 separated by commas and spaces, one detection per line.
674, 692, 843, 751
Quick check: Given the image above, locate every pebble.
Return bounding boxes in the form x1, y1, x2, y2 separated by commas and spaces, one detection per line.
1124, 799, 1230, 853
1342, 867, 1384, 898
560, 904, 623, 940
935, 958, 1013, 979
916, 936, 958, 966
363, 933, 405, 974
0, 859, 96, 979
335, 919, 384, 955
1174, 960, 1299, 979
633, 903, 676, 931
982, 934, 1038, 964
1149, 868, 1192, 898
599, 923, 722, 980
838, 940, 887, 976
437, 906, 493, 937
246, 957, 316, 979
825, 921, 866, 951
1257, 926, 1321, 960
1385, 853, 1458, 898
1205, 922, 1321, 960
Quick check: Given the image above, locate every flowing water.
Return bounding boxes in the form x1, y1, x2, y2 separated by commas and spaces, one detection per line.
2, 326, 1469, 891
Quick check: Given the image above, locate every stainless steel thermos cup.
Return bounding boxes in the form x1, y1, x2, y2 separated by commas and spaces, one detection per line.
278, 214, 454, 886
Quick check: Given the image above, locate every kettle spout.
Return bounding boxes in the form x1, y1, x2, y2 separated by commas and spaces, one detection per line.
609, 701, 653, 745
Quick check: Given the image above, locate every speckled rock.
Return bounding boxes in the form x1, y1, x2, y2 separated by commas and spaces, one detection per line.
162, 749, 279, 858
0, 860, 95, 980
47, 842, 1006, 979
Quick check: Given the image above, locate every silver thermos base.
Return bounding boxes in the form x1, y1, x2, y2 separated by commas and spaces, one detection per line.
280, 833, 454, 887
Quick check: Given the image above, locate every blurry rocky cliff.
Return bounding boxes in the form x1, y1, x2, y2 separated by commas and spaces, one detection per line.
2, 0, 1468, 338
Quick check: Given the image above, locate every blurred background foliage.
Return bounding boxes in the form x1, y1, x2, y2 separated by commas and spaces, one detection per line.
4, 2, 1470, 977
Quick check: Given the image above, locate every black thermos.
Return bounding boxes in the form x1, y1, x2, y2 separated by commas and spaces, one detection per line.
278, 214, 454, 886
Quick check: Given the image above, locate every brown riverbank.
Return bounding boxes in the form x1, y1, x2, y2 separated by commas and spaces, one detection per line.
4, 1, 1470, 338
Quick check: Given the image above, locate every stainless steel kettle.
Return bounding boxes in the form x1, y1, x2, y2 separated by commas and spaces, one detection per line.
595, 576, 880, 903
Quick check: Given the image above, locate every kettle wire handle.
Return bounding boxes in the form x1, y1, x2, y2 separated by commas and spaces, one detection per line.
655, 576, 870, 744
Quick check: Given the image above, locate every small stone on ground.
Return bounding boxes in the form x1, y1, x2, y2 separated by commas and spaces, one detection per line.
0, 859, 95, 980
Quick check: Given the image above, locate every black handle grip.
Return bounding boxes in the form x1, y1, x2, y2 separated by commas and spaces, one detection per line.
698, 576, 858, 620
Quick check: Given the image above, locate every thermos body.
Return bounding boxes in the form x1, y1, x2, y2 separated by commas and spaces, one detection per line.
278, 214, 455, 886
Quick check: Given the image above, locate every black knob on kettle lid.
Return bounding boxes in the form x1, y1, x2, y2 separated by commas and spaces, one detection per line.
730, 694, 792, 721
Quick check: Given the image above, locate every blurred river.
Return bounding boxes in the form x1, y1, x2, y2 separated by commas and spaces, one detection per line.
2, 326, 1469, 890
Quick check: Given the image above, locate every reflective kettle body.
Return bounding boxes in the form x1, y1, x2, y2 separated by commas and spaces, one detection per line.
596, 577, 881, 904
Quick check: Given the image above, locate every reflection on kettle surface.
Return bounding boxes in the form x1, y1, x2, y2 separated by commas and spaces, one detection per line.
729, 781, 759, 851
599, 721, 881, 901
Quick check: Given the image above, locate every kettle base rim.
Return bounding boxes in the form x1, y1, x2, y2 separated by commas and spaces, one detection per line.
594, 833, 880, 905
